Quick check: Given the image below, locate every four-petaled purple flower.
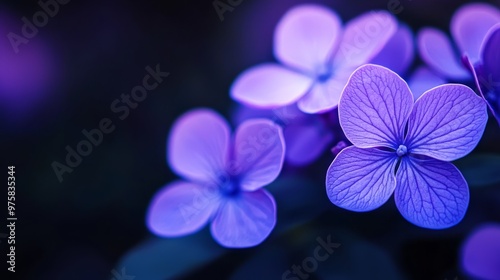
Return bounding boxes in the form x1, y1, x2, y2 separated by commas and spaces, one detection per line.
326, 64, 488, 229
147, 109, 285, 248
231, 4, 397, 114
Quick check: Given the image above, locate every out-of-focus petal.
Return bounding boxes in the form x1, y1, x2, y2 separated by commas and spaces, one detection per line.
211, 189, 276, 248
232, 119, 285, 191
326, 146, 398, 212
451, 3, 500, 63
147, 181, 219, 237
461, 224, 500, 280
274, 4, 342, 73
284, 116, 334, 166
297, 72, 349, 113
395, 157, 469, 229
231, 63, 312, 108
370, 24, 414, 75
481, 24, 500, 91
168, 109, 230, 183
334, 10, 397, 70
339, 64, 413, 149
417, 28, 470, 80
405, 84, 488, 161
408, 66, 446, 100
464, 54, 500, 126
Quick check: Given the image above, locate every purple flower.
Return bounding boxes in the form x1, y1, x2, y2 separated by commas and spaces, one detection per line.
231, 4, 397, 114
418, 3, 500, 80
326, 64, 488, 229
465, 24, 500, 125
460, 223, 500, 280
147, 109, 285, 248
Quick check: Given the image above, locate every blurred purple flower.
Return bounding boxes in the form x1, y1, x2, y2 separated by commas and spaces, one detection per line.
417, 3, 500, 81
326, 64, 488, 229
461, 223, 500, 280
465, 24, 500, 126
147, 109, 285, 248
231, 4, 397, 114
232, 104, 337, 166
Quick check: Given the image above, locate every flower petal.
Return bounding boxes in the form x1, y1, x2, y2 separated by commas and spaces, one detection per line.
408, 66, 446, 100
211, 189, 276, 248
339, 64, 413, 149
481, 24, 500, 92
230, 63, 313, 108
168, 109, 230, 183
326, 146, 398, 212
451, 3, 500, 63
417, 28, 470, 80
464, 54, 500, 125
297, 72, 350, 113
461, 224, 500, 280
395, 157, 469, 229
232, 119, 285, 191
284, 115, 334, 166
147, 181, 220, 237
370, 24, 414, 75
334, 10, 397, 70
405, 84, 488, 161
274, 4, 342, 73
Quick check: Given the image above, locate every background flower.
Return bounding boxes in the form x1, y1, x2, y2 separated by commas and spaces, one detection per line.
147, 108, 285, 248
231, 4, 397, 114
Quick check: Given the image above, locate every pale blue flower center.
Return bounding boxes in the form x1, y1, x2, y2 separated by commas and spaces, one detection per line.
396, 145, 408, 157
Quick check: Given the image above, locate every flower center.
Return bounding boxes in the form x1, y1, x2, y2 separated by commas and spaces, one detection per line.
396, 145, 408, 157
317, 72, 331, 83
218, 175, 240, 197
316, 65, 333, 83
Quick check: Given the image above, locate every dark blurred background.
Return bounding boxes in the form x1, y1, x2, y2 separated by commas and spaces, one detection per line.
1, 0, 500, 279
